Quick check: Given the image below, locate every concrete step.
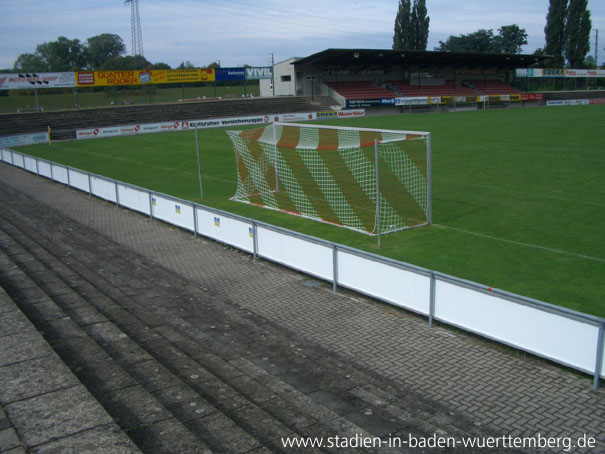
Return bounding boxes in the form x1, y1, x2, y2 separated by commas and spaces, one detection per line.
0, 180, 489, 453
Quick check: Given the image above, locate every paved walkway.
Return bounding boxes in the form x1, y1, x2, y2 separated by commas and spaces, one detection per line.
0, 162, 603, 453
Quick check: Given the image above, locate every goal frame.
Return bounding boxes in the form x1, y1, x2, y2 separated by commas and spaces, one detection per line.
228, 121, 432, 240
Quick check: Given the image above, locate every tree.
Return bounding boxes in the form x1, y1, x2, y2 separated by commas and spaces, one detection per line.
393, 0, 430, 50
411, 0, 430, 50
13, 53, 49, 72
149, 62, 171, 70
544, 0, 567, 66
565, 0, 591, 67
86, 34, 126, 69
100, 55, 150, 70
177, 61, 195, 69
436, 29, 497, 53
393, 0, 412, 49
36, 36, 86, 71
495, 25, 528, 54
436, 26, 528, 54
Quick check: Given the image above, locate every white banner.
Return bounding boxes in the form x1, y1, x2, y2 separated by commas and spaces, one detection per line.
546, 99, 590, 106
0, 72, 76, 90
271, 112, 317, 122
77, 116, 270, 139
396, 97, 428, 106
187, 116, 269, 129
76, 110, 367, 141
0, 132, 49, 147
76, 121, 188, 139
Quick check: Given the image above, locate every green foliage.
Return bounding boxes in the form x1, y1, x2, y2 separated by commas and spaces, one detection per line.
495, 25, 528, 54
86, 34, 126, 70
393, 0, 411, 50
100, 55, 151, 71
544, 0, 567, 66
411, 0, 430, 50
35, 36, 87, 71
436, 26, 528, 54
13, 53, 49, 72
18, 106, 605, 317
565, 0, 591, 67
393, 0, 429, 50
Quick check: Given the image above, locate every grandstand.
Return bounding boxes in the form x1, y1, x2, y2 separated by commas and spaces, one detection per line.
466, 79, 522, 95
289, 48, 547, 110
325, 81, 399, 100
390, 80, 478, 97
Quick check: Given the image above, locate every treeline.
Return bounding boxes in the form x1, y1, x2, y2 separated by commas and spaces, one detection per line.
11, 33, 212, 72
392, 0, 598, 68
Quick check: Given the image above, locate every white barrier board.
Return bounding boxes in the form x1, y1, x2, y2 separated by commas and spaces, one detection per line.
151, 195, 194, 231
23, 156, 37, 173
1, 149, 12, 163
37, 161, 52, 179
11, 153, 24, 168
90, 176, 117, 203
196, 210, 254, 253
435, 280, 600, 374
257, 227, 333, 280
117, 185, 150, 215
68, 169, 90, 193
337, 250, 431, 315
51, 164, 68, 185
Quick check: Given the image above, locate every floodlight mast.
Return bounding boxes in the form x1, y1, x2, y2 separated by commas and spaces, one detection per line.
125, 0, 144, 57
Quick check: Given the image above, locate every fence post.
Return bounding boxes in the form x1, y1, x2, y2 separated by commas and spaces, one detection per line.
148, 192, 154, 221
114, 182, 119, 207
593, 321, 605, 390
67, 168, 71, 189
332, 244, 338, 293
193, 205, 198, 239
252, 222, 258, 263
87, 174, 92, 198
429, 272, 436, 328
36, 158, 40, 177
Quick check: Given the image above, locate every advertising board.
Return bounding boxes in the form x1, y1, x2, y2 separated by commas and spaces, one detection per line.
0, 72, 76, 90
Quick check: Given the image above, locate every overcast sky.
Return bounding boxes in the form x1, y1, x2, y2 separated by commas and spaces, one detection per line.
1, 0, 604, 69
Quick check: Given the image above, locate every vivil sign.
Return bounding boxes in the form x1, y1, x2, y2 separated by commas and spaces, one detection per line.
245, 67, 273, 80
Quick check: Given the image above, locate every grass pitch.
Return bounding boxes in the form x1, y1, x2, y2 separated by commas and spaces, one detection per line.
17, 105, 605, 317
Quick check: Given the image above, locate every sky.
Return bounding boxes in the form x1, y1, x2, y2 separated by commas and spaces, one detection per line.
0, 0, 604, 70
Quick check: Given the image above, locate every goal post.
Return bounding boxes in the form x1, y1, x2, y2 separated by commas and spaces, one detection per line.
226, 122, 431, 236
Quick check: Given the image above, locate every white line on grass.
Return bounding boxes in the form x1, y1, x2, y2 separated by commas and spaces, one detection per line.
434, 224, 605, 264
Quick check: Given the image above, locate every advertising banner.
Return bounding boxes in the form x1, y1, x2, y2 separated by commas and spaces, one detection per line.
188, 116, 268, 129
521, 93, 544, 101
272, 112, 316, 122
395, 97, 429, 106
245, 67, 273, 80
0, 72, 75, 90
215, 68, 246, 81
546, 99, 590, 106
77, 121, 189, 139
346, 99, 384, 108
0, 132, 49, 146
315, 109, 365, 119
75, 69, 215, 87
516, 68, 605, 78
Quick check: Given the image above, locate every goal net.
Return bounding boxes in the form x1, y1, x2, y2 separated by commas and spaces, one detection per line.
226, 122, 431, 235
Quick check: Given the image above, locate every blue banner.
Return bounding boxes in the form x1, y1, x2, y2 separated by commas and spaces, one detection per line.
215, 68, 246, 81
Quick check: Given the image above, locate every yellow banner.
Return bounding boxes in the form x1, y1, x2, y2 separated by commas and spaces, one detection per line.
75, 69, 215, 87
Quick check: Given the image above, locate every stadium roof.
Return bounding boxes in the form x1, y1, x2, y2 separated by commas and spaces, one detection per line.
294, 48, 547, 69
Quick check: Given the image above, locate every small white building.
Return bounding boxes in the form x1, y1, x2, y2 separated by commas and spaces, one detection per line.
260, 57, 299, 97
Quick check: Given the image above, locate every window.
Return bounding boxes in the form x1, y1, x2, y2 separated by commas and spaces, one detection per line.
281, 75, 292, 82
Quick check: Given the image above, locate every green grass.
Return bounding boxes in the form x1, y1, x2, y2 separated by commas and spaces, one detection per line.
17, 105, 605, 317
